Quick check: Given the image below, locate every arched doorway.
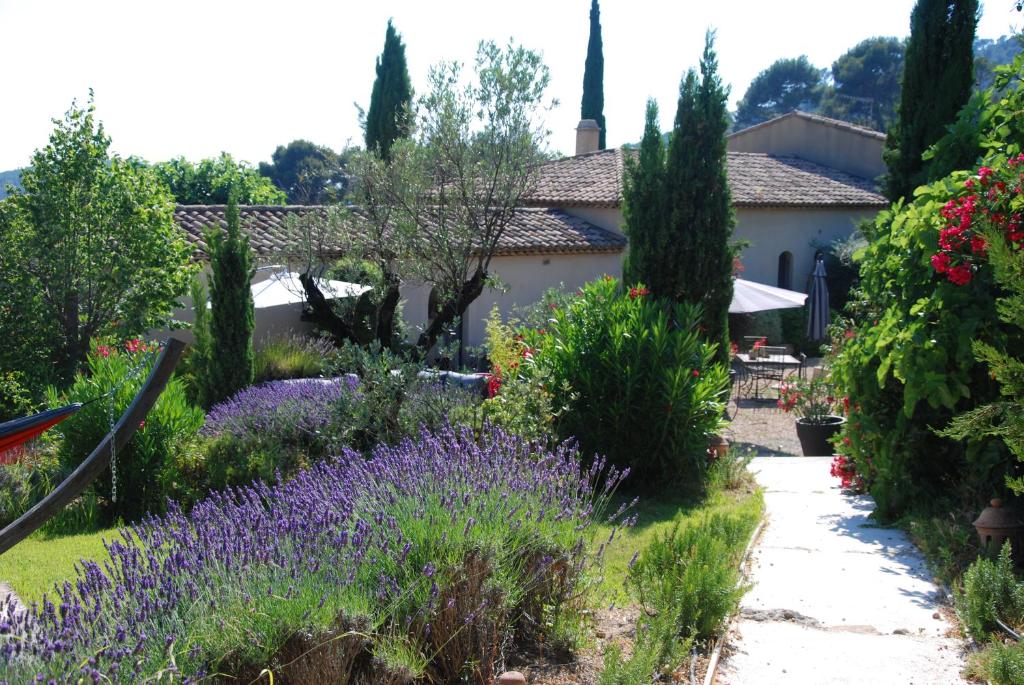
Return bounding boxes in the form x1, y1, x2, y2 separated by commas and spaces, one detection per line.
777, 251, 793, 290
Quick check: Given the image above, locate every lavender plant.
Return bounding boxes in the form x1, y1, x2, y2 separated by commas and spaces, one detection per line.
0, 425, 631, 684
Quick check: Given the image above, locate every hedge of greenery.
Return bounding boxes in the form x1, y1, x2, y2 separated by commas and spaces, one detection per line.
498, 277, 730, 487
831, 56, 1024, 519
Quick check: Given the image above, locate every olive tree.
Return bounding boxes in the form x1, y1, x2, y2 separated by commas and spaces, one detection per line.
301, 41, 553, 356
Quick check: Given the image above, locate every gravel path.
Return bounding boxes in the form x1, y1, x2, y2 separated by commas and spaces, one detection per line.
725, 398, 803, 456
717, 458, 968, 684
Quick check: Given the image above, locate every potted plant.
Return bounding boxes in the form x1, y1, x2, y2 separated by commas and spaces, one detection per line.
778, 374, 845, 456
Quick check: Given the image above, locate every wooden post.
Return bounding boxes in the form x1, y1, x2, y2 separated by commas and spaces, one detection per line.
0, 338, 186, 556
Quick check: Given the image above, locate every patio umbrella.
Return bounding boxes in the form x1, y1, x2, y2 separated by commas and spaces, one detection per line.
249, 270, 370, 310
729, 278, 807, 314
805, 258, 830, 341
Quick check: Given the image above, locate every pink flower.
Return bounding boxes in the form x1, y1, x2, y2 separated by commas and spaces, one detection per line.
947, 263, 973, 286
96, 345, 112, 358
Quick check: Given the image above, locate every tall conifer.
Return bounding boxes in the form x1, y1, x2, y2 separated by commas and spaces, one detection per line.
883, 0, 978, 201
206, 191, 254, 406
580, 0, 606, 149
365, 20, 413, 160
664, 33, 735, 365
622, 99, 665, 289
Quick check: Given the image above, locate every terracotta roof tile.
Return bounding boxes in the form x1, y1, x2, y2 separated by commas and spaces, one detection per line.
525, 148, 886, 209
727, 153, 886, 207
173, 205, 625, 259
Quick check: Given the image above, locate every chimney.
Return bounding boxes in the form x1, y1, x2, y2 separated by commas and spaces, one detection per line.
575, 119, 601, 155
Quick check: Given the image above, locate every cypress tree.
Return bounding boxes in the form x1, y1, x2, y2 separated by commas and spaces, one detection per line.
365, 19, 413, 161
664, 33, 735, 365
622, 99, 665, 289
883, 0, 978, 202
580, 0, 606, 149
206, 191, 254, 406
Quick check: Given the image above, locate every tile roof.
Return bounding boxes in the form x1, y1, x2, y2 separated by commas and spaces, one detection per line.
524, 148, 887, 209
174, 205, 625, 260
727, 153, 887, 207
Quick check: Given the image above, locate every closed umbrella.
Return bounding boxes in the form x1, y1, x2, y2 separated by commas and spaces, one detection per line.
729, 278, 807, 314
806, 258, 830, 341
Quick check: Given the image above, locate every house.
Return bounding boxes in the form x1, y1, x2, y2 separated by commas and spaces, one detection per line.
170, 111, 887, 354
170, 204, 626, 349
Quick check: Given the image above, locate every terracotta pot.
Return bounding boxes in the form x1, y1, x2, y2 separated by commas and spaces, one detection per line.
795, 416, 846, 456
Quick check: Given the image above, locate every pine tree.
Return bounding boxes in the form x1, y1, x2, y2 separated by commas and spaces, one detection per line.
365, 20, 413, 161
205, 191, 254, 406
622, 99, 665, 289
580, 0, 606, 149
664, 33, 735, 365
883, 0, 978, 201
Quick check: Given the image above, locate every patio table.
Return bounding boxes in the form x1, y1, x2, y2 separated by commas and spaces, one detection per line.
734, 352, 804, 400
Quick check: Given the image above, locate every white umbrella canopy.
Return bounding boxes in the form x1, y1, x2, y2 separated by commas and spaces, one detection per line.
729, 278, 807, 314
250, 271, 370, 310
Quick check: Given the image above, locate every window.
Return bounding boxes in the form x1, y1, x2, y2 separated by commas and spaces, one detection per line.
777, 251, 793, 290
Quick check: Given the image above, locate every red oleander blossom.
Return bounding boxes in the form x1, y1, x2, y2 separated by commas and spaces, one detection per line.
628, 286, 650, 300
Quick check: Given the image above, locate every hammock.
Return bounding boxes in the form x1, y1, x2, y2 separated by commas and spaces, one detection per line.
0, 404, 82, 462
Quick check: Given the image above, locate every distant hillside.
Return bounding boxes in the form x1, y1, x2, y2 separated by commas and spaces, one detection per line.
0, 169, 21, 199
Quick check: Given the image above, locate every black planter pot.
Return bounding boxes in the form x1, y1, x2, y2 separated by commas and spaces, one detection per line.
795, 416, 846, 456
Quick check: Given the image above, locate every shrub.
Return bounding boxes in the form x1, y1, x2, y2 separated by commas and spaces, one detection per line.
254, 334, 333, 382
0, 370, 34, 424
0, 443, 61, 529
958, 541, 1024, 642
0, 425, 630, 683
600, 493, 762, 682
201, 378, 355, 488
46, 339, 204, 523
970, 641, 1024, 685
517, 277, 729, 485
830, 56, 1024, 519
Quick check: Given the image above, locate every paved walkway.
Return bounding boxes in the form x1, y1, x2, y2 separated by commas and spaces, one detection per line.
718, 457, 968, 685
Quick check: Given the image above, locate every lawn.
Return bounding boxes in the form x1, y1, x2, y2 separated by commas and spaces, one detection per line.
593, 485, 763, 604
0, 527, 120, 605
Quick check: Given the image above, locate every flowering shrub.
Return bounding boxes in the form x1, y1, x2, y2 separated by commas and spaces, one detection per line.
202, 378, 356, 489
930, 157, 1024, 287
45, 340, 204, 523
0, 425, 630, 683
777, 374, 842, 424
513, 277, 729, 486
829, 455, 863, 492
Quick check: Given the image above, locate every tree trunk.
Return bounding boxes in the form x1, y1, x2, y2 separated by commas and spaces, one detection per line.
415, 268, 487, 356
375, 276, 402, 348
299, 272, 357, 345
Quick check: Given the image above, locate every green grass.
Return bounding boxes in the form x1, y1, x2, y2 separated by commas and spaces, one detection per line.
593, 486, 763, 605
0, 527, 120, 604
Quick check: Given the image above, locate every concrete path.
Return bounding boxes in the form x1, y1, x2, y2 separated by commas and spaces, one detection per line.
717, 457, 968, 685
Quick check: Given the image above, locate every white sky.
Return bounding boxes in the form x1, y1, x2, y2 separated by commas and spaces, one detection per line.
0, 0, 1019, 170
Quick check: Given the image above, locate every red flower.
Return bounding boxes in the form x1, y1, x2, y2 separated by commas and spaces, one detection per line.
96, 345, 112, 358
979, 166, 994, 185
628, 286, 650, 299
125, 338, 142, 354
691, 369, 700, 378
930, 252, 951, 274
947, 263, 973, 286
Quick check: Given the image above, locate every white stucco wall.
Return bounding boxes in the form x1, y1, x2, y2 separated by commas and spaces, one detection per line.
402, 251, 623, 352
727, 114, 886, 182
160, 268, 318, 350
733, 206, 876, 290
